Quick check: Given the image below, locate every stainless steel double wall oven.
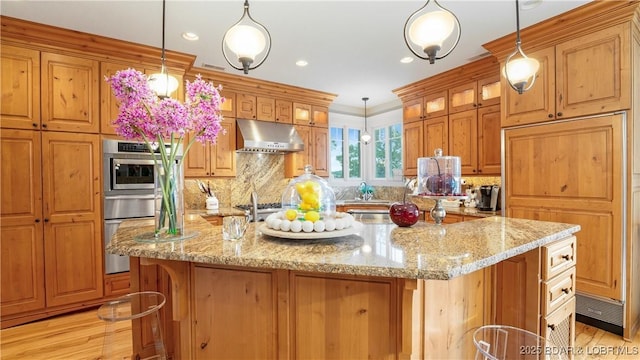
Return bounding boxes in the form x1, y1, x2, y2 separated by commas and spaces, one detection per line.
102, 139, 181, 274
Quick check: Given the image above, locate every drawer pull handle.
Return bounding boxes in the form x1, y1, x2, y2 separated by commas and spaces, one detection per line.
561, 288, 570, 294
548, 324, 556, 331
561, 254, 572, 261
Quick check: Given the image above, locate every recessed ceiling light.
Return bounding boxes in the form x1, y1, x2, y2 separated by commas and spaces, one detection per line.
400, 57, 414, 64
182, 32, 199, 41
296, 60, 308, 67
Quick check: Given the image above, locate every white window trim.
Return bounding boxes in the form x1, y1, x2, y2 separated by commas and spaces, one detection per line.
328, 113, 365, 186
365, 109, 404, 187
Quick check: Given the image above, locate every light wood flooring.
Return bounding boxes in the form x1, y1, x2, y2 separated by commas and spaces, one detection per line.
1, 309, 640, 359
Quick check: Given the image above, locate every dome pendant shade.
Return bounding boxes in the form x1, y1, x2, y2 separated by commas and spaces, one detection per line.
148, 66, 179, 98
223, 0, 271, 74
504, 51, 540, 94
404, 0, 461, 64
504, 0, 540, 94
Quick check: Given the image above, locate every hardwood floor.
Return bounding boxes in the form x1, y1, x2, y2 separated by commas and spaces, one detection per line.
1, 309, 639, 359
1, 309, 131, 360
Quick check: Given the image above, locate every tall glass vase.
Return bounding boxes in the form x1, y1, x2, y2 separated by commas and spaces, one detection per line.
154, 159, 185, 239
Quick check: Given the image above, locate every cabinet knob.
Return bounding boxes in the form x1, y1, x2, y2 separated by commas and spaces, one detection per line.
548, 324, 556, 331
472, 169, 477, 173
548, 114, 554, 118
44, 218, 49, 222
477, 169, 482, 173
32, 123, 38, 128
561, 254, 572, 261
557, 112, 563, 117
561, 288, 570, 294
473, 103, 477, 107
42, 124, 47, 128
477, 103, 482, 107
35, 218, 41, 223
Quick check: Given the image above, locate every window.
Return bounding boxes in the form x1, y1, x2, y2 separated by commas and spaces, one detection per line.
330, 126, 362, 180
329, 109, 403, 185
374, 124, 403, 180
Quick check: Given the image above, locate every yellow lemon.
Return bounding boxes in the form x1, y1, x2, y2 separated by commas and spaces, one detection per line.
304, 180, 320, 193
299, 202, 312, 211
302, 192, 318, 205
285, 209, 298, 221
304, 211, 320, 222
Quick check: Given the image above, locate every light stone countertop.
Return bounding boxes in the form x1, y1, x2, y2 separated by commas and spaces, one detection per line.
107, 215, 579, 280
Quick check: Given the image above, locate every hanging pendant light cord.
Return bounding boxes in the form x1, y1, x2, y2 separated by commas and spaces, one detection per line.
514, 0, 522, 46
161, 0, 167, 65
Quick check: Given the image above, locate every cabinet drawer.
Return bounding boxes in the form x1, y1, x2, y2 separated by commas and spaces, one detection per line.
541, 267, 575, 316
542, 236, 576, 280
541, 296, 575, 354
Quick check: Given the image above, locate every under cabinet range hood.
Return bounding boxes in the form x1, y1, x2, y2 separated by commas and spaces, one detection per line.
236, 118, 304, 153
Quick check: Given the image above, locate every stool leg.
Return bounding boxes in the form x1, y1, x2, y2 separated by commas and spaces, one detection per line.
149, 310, 167, 360
102, 320, 116, 360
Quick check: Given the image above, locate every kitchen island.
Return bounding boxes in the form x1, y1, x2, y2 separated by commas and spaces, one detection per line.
108, 215, 579, 359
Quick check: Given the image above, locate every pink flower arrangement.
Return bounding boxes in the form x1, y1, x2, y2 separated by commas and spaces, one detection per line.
106, 68, 225, 236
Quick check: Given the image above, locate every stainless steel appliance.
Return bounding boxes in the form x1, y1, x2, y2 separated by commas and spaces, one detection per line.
236, 118, 304, 153
102, 139, 182, 274
235, 203, 283, 222
477, 185, 500, 211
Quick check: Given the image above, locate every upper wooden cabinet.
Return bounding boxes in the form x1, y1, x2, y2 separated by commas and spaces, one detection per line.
275, 100, 293, 124
184, 118, 236, 177
236, 94, 256, 119
449, 76, 500, 114
1, 45, 41, 130
41, 53, 100, 133
284, 125, 328, 177
403, 90, 448, 123
476, 104, 501, 175
293, 103, 328, 127
256, 96, 275, 122
502, 24, 630, 127
219, 90, 236, 118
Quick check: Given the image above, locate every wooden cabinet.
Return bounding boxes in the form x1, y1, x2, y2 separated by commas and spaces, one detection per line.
448, 110, 477, 174
449, 76, 500, 114
285, 125, 328, 177
1, 45, 41, 130
502, 24, 630, 127
291, 273, 398, 359
193, 266, 280, 359
293, 103, 328, 127
236, 94, 256, 119
423, 115, 448, 159
184, 118, 236, 177
255, 97, 293, 123
504, 115, 623, 301
204, 215, 223, 226
449, 104, 501, 175
219, 90, 236, 118
41, 53, 100, 133
274, 99, 293, 123
402, 121, 423, 176
1, 129, 45, 316
1, 130, 103, 320
256, 96, 275, 121
403, 90, 448, 123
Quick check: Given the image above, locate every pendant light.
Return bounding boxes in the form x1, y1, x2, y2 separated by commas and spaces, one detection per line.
504, 0, 540, 94
403, 0, 461, 64
223, 0, 272, 74
148, 0, 179, 98
361, 97, 371, 145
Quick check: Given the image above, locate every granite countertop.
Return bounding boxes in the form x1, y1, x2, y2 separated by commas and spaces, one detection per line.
108, 215, 579, 280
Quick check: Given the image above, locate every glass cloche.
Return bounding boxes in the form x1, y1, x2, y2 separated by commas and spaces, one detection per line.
417, 148, 462, 196
281, 165, 336, 220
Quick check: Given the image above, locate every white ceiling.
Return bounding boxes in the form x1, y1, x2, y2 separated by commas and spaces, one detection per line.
1, 0, 591, 114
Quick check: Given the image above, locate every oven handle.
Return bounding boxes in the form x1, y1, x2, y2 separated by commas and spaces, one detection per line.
105, 194, 156, 201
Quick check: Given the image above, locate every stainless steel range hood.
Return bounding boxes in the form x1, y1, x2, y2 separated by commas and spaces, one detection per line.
236, 119, 304, 153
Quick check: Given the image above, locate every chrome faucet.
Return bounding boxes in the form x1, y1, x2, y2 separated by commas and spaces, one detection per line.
250, 181, 258, 222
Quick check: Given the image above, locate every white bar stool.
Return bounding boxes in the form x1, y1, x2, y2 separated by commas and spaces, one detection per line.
473, 325, 567, 360
97, 291, 167, 360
